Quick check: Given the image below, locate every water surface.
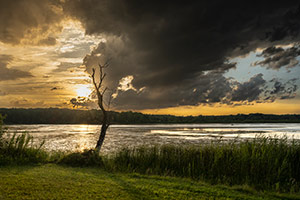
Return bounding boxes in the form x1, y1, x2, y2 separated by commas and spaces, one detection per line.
6, 123, 300, 153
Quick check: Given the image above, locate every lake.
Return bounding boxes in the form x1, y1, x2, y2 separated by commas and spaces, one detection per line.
5, 123, 300, 153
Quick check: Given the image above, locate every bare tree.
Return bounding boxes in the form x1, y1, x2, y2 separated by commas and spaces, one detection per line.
91, 61, 111, 153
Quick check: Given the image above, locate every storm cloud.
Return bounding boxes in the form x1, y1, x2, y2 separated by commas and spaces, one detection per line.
0, 0, 63, 45
0, 55, 33, 81
231, 74, 266, 102
266, 78, 298, 100
253, 46, 300, 69
62, 1, 300, 109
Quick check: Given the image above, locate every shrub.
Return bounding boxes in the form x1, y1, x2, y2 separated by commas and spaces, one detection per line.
58, 149, 103, 167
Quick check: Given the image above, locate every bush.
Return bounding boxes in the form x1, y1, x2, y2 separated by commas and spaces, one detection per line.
58, 149, 103, 167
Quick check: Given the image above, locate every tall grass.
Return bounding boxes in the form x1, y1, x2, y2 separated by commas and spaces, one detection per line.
0, 114, 6, 147
0, 132, 49, 165
110, 136, 300, 192
0, 114, 48, 165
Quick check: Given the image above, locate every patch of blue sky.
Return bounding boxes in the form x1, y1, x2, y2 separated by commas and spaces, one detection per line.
225, 51, 300, 85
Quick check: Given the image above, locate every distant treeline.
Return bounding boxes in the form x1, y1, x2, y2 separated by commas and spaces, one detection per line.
0, 108, 299, 124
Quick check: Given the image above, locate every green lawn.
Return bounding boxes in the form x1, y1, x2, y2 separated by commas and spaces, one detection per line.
0, 164, 299, 200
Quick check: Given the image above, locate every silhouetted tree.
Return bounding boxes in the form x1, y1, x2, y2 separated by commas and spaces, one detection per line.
91, 61, 112, 153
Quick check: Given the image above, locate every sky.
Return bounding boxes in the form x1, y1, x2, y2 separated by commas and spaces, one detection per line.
0, 0, 300, 115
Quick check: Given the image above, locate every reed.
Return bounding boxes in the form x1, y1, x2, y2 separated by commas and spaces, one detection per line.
0, 132, 48, 165
110, 136, 300, 192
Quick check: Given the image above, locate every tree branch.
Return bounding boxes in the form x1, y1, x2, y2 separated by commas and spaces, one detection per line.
91, 68, 99, 91
101, 87, 108, 96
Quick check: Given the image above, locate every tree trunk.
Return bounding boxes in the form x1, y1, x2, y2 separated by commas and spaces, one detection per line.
95, 94, 109, 153
95, 123, 109, 152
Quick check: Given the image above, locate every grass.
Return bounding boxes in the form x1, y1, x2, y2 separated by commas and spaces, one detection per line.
1, 115, 300, 198
0, 164, 299, 200
109, 137, 300, 192
0, 132, 48, 165
1, 131, 300, 193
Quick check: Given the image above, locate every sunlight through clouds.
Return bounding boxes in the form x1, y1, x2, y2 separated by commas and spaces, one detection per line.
75, 84, 93, 98
0, 20, 103, 108
0, 1, 299, 115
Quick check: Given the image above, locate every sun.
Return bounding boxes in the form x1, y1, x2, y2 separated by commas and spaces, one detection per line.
76, 85, 93, 97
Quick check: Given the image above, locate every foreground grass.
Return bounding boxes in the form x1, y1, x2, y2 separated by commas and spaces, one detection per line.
1, 132, 300, 193
0, 164, 299, 200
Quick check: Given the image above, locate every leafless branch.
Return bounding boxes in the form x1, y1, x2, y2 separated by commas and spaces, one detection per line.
91, 68, 99, 91
97, 63, 109, 89
102, 87, 108, 96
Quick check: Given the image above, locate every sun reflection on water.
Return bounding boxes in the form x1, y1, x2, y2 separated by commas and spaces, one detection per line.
5, 123, 300, 153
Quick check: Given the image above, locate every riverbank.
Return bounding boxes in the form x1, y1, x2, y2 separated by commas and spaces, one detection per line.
1, 132, 300, 193
1, 116, 300, 198
0, 164, 299, 200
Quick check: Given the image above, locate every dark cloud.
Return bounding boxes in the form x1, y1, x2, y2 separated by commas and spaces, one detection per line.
0, 0, 63, 45
266, 78, 298, 100
231, 74, 266, 102
63, 0, 300, 109
253, 46, 300, 69
113, 73, 267, 110
0, 55, 33, 81
271, 81, 286, 95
